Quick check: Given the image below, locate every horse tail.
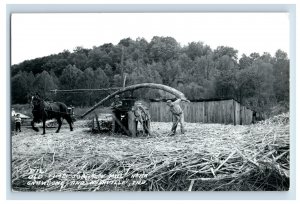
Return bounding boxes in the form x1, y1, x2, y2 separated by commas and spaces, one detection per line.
59, 103, 74, 124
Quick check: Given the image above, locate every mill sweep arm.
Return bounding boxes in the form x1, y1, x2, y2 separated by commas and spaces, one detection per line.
80, 83, 187, 118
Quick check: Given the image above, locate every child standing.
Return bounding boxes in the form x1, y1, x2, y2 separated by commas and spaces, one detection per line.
15, 113, 22, 132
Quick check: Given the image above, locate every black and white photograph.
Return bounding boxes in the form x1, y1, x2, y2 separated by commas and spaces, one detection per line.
10, 12, 290, 192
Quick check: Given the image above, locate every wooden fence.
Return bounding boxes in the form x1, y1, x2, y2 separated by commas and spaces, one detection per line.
149, 99, 253, 125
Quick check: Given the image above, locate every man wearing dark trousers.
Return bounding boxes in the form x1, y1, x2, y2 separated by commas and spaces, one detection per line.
166, 98, 190, 136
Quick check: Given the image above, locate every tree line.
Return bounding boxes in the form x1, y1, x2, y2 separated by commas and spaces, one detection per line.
11, 36, 289, 115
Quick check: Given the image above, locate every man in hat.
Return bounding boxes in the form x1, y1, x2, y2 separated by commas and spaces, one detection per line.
111, 95, 122, 109
166, 98, 190, 136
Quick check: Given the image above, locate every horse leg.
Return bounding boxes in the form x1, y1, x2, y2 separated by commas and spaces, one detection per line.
138, 119, 145, 136
64, 114, 73, 131
141, 121, 145, 136
56, 117, 62, 133
42, 118, 46, 135
143, 120, 150, 136
31, 121, 39, 132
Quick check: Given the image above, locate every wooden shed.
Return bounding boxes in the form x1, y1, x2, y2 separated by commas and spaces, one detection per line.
149, 99, 253, 125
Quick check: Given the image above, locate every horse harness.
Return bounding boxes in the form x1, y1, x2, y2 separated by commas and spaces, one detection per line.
44, 101, 54, 112
133, 105, 150, 122
32, 98, 66, 115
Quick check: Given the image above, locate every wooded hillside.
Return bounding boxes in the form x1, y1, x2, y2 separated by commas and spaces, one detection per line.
11, 36, 289, 116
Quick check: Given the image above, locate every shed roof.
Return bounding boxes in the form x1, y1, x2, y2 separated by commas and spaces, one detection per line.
12, 112, 31, 119
150, 98, 238, 103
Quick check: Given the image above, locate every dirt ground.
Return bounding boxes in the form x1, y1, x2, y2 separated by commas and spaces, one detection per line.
11, 120, 252, 156
11, 118, 289, 191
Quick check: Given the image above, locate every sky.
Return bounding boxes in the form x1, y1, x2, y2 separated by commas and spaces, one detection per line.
11, 12, 290, 65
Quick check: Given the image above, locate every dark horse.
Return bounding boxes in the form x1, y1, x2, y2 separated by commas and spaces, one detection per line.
31, 95, 73, 135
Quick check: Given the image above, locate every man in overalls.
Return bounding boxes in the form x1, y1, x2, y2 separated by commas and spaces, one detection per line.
111, 95, 122, 108
111, 95, 123, 133
166, 98, 190, 136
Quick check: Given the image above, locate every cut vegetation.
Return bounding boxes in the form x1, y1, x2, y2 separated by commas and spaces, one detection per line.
11, 113, 289, 191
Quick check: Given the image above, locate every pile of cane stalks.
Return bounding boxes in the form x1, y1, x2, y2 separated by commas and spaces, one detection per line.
12, 113, 289, 191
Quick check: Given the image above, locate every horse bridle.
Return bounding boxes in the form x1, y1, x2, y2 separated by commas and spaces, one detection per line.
32, 96, 55, 114
31, 96, 44, 110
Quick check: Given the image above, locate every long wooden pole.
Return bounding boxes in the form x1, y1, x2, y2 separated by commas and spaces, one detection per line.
111, 114, 131, 136
50, 88, 122, 93
121, 46, 124, 87
123, 74, 127, 88
80, 83, 187, 118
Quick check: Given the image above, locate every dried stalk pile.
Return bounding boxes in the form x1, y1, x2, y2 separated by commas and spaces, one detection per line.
12, 113, 289, 191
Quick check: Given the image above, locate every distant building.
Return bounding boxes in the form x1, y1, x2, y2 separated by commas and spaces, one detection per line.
149, 98, 254, 125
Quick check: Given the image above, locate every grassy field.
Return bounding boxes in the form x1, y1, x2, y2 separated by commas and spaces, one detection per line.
11, 113, 289, 191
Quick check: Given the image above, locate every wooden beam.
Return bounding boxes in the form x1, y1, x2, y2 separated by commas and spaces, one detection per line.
49, 88, 122, 93
94, 112, 101, 132
111, 114, 131, 136
128, 111, 137, 137
92, 118, 95, 130
123, 74, 127, 88
81, 83, 187, 118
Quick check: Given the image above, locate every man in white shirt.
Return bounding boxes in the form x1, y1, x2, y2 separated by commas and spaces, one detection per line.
166, 98, 190, 136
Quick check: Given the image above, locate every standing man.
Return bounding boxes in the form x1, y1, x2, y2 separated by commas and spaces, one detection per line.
111, 95, 123, 133
166, 98, 190, 136
111, 95, 122, 109
15, 113, 22, 132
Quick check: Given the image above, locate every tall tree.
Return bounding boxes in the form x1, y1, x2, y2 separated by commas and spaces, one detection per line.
184, 41, 211, 60
239, 54, 252, 70
214, 46, 238, 61
68, 46, 89, 70
272, 49, 289, 103
149, 36, 180, 63
59, 65, 84, 105
33, 70, 58, 100
11, 72, 31, 104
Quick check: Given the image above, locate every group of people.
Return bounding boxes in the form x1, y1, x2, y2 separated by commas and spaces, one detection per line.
14, 94, 189, 136
111, 94, 189, 136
